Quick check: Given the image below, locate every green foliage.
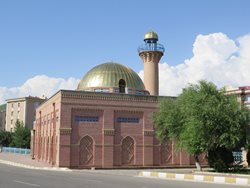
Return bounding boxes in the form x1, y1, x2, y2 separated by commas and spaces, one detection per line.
0, 116, 2, 129
0, 130, 13, 147
207, 147, 234, 172
153, 80, 250, 171
154, 98, 184, 141
11, 120, 31, 148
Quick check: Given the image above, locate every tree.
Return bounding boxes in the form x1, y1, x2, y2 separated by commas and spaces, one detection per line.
0, 130, 13, 147
0, 115, 2, 129
153, 80, 250, 171
11, 120, 31, 148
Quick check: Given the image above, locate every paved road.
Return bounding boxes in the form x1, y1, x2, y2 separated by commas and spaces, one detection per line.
0, 163, 245, 188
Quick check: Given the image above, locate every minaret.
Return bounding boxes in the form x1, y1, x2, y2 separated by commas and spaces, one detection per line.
138, 31, 164, 96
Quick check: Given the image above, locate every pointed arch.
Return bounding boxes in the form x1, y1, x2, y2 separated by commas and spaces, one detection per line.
79, 135, 94, 165
121, 136, 135, 165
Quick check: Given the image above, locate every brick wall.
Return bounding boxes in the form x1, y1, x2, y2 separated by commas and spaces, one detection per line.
32, 90, 199, 168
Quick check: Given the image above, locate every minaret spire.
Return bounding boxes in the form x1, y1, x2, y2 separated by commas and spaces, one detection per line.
138, 31, 164, 95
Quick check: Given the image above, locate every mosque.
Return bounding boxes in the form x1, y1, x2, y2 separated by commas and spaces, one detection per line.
31, 32, 204, 168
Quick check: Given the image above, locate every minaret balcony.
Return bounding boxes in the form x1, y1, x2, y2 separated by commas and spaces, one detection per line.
138, 43, 165, 54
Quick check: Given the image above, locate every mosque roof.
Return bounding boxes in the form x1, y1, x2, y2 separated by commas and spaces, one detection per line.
77, 62, 146, 91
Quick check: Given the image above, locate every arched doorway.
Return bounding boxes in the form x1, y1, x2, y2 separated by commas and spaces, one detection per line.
79, 135, 94, 165
119, 79, 126, 93
121, 136, 134, 165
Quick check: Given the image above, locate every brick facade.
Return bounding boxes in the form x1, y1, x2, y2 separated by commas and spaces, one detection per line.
31, 90, 200, 168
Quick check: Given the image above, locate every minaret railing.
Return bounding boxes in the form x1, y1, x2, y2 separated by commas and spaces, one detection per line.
138, 43, 165, 54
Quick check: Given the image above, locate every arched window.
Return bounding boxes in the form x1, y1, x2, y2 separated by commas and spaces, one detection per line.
79, 136, 94, 165
119, 79, 126, 93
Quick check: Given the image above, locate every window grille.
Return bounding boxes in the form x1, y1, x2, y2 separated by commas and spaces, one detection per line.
75, 116, 99, 122
117, 117, 139, 123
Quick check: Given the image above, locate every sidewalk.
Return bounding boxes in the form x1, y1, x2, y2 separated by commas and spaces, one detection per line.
139, 170, 250, 186
0, 152, 70, 171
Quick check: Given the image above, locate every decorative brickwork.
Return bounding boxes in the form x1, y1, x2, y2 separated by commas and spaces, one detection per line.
139, 51, 163, 63
61, 90, 160, 103
59, 128, 72, 135
144, 130, 154, 136
103, 129, 115, 136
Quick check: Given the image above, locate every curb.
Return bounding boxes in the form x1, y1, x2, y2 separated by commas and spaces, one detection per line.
0, 159, 72, 172
139, 171, 250, 186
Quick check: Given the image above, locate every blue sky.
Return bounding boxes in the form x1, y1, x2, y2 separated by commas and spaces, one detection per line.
0, 0, 249, 86
0, 0, 250, 103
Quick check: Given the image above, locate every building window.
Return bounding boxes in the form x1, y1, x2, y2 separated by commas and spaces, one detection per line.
119, 79, 126, 93
11, 111, 13, 116
11, 120, 13, 125
117, 117, 139, 123
11, 103, 14, 108
18, 103, 20, 107
75, 116, 99, 122
245, 95, 250, 102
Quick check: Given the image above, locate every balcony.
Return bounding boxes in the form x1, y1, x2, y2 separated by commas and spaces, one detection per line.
138, 43, 165, 54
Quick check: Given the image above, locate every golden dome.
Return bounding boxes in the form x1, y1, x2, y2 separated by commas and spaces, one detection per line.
144, 31, 158, 41
77, 62, 146, 92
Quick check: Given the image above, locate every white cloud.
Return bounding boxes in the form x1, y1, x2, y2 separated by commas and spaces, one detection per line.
140, 32, 250, 96
0, 75, 79, 104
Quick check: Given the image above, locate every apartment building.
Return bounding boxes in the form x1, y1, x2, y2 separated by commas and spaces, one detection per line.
226, 86, 250, 109
5, 96, 45, 132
